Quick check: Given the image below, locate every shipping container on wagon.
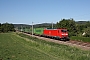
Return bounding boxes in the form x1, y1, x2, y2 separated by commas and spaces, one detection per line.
43, 28, 69, 40
29, 28, 32, 34
24, 28, 29, 32
33, 28, 44, 35
24, 28, 30, 33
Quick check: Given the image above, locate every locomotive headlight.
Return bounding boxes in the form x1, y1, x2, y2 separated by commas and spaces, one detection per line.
62, 34, 68, 35
62, 34, 64, 35
66, 34, 68, 35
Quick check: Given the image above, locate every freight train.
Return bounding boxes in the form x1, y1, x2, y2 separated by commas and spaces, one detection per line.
18, 28, 70, 41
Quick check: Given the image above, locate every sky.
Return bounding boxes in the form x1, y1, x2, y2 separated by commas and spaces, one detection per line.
0, 0, 90, 24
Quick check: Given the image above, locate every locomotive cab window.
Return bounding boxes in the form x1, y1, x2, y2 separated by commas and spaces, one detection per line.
61, 30, 67, 32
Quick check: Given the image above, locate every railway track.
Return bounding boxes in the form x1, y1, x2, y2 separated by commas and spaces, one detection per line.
66, 40, 90, 49
22, 32, 90, 50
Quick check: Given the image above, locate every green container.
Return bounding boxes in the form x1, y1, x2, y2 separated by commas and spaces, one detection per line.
24, 28, 28, 32
29, 28, 32, 33
24, 28, 31, 33
34, 28, 44, 35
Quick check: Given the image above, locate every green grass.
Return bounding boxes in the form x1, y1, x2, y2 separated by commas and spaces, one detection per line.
17, 33, 90, 60
0, 33, 58, 60
0, 32, 90, 60
70, 36, 90, 42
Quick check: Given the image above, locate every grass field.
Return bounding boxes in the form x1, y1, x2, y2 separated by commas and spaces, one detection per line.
0, 32, 90, 60
70, 36, 90, 42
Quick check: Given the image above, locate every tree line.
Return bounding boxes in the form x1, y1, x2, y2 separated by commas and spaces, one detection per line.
56, 19, 90, 37
0, 23, 15, 33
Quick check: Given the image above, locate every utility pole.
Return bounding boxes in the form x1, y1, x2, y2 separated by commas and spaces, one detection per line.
52, 22, 53, 29
32, 22, 33, 36
21, 26, 22, 32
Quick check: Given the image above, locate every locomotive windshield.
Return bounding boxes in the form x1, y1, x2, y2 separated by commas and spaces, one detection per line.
61, 29, 67, 32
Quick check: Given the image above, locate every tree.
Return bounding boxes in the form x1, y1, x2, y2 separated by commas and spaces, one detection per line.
0, 23, 1, 27
56, 18, 77, 37
0, 22, 15, 33
0, 23, 1, 32
83, 27, 90, 37
86, 21, 90, 27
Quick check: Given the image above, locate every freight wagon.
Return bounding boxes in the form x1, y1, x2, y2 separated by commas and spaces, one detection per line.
24, 28, 32, 34
33, 28, 44, 36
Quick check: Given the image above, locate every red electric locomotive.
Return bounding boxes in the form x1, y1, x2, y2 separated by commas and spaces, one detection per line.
43, 28, 69, 41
